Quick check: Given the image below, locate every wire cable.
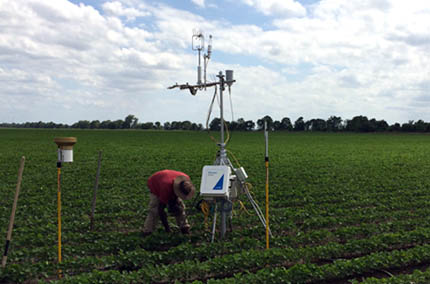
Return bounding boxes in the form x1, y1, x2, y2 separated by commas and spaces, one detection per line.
206, 86, 218, 144
205, 84, 231, 146
238, 200, 252, 216
224, 120, 230, 145
200, 200, 210, 230
226, 149, 241, 168
228, 86, 234, 122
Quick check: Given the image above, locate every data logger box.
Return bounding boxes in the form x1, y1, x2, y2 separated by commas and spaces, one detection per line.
200, 165, 231, 199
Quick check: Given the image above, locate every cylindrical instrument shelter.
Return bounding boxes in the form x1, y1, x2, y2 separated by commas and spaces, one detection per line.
54, 137, 77, 163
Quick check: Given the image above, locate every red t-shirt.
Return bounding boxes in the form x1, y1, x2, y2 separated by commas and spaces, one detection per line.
147, 170, 190, 205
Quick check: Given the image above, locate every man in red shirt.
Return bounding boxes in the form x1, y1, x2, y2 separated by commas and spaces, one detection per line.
143, 170, 196, 236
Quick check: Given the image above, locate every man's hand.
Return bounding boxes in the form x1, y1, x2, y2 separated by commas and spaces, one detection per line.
181, 227, 190, 235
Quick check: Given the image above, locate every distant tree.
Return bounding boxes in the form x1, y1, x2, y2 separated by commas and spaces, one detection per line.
245, 120, 255, 131
5, 116, 427, 133
90, 120, 100, 129
226, 121, 238, 131
100, 120, 111, 129
123, 114, 137, 129
414, 120, 427, 132
209, 118, 221, 131
346, 116, 370, 132
171, 121, 181, 130
57, 123, 68, 129
73, 120, 90, 129
401, 120, 415, 132
307, 118, 327, 131
368, 118, 378, 132
45, 121, 55, 129
273, 120, 281, 131
131, 117, 139, 129
109, 120, 123, 129
280, 117, 293, 131
140, 122, 154, 129
375, 120, 389, 132
304, 119, 312, 131
389, 122, 401, 132
181, 121, 192, 130
190, 123, 202, 131
326, 116, 343, 132
294, 117, 305, 131
236, 118, 246, 131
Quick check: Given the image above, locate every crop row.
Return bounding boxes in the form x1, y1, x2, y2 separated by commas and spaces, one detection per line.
20, 227, 430, 283
352, 267, 430, 283
269, 185, 430, 210
6, 197, 430, 263
7, 203, 430, 270
7, 197, 430, 260
206, 244, 430, 283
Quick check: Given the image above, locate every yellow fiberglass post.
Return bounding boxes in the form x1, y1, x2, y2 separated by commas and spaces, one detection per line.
57, 165, 62, 265
264, 121, 269, 249
54, 137, 77, 275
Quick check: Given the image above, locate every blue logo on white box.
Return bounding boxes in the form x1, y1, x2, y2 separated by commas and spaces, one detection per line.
213, 175, 224, 190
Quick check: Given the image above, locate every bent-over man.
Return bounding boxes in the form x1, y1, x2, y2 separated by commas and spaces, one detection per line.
143, 170, 195, 236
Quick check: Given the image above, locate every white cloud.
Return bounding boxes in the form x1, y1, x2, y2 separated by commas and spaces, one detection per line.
191, 0, 205, 8
0, 0, 193, 123
241, 0, 306, 17
102, 1, 150, 21
1, 0, 430, 125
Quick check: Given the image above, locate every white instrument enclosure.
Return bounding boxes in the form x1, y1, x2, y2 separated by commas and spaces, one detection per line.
200, 165, 231, 199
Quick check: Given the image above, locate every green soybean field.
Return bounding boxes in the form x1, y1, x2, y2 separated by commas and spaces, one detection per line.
2, 128, 430, 283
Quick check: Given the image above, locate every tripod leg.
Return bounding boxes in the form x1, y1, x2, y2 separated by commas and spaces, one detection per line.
244, 185, 273, 237
228, 212, 233, 232
211, 203, 217, 243
220, 200, 226, 239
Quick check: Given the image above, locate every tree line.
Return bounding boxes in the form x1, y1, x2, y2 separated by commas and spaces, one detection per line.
2, 114, 430, 133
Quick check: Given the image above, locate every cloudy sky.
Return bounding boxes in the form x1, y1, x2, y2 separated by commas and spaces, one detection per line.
1, 0, 429, 125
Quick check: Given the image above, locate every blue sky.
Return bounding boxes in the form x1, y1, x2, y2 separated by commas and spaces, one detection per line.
1, 0, 430, 125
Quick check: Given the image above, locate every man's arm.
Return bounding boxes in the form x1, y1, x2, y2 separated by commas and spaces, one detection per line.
158, 203, 170, 233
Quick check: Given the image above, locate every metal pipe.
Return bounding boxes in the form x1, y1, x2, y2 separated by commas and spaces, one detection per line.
211, 202, 217, 243
218, 72, 226, 164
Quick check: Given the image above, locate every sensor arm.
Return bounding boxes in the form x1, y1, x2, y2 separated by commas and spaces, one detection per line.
167, 80, 236, 96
